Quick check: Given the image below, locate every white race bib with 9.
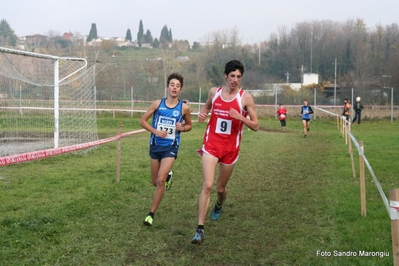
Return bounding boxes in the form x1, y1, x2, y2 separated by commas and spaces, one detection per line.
215, 118, 232, 134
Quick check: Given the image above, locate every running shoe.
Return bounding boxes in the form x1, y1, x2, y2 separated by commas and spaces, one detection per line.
143, 215, 153, 226
165, 170, 173, 191
210, 205, 223, 221
191, 229, 205, 244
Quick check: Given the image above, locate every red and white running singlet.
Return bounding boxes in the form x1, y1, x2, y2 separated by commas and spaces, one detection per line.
203, 87, 248, 152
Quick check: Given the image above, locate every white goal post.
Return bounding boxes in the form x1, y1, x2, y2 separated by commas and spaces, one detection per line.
0, 47, 98, 157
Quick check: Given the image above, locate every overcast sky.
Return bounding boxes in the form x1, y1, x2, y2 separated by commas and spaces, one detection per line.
2, 0, 399, 44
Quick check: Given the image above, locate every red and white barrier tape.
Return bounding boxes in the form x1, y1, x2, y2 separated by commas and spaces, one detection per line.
0, 129, 146, 166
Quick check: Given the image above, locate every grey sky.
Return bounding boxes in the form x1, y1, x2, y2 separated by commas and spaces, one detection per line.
2, 0, 399, 44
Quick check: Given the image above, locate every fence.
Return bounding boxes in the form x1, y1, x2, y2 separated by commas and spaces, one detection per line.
96, 85, 399, 121
85, 84, 399, 120
92, 99, 399, 121
316, 106, 399, 266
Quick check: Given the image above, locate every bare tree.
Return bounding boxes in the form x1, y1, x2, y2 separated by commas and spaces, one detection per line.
46, 30, 61, 38
350, 19, 375, 100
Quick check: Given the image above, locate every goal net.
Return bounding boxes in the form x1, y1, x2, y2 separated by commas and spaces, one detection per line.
0, 47, 98, 157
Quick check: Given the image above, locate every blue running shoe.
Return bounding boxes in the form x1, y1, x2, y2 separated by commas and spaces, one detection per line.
210, 205, 223, 221
191, 229, 204, 244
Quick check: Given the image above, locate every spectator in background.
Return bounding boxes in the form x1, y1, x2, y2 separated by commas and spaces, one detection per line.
342, 98, 351, 123
352, 97, 364, 125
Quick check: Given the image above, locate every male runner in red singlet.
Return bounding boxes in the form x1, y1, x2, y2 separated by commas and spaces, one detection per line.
191, 60, 259, 244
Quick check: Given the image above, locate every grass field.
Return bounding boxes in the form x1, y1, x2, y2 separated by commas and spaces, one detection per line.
0, 116, 398, 265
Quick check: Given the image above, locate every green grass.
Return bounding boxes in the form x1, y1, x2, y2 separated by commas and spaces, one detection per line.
0, 117, 397, 265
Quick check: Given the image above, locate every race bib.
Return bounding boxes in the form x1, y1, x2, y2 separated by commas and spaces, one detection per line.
215, 117, 232, 135
157, 116, 176, 139
281, 114, 285, 118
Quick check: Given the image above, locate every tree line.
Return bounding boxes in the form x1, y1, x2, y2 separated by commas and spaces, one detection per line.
86, 20, 173, 49
1, 18, 399, 105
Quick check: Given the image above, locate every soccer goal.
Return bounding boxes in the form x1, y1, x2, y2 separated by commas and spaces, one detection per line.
0, 47, 98, 157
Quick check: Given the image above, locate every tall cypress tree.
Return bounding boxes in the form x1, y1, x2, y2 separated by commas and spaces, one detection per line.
160, 25, 169, 48
125, 28, 132, 42
160, 25, 169, 42
137, 20, 144, 47
144, 29, 153, 44
153, 38, 160, 48
168, 29, 173, 42
87, 23, 97, 42
0, 19, 18, 47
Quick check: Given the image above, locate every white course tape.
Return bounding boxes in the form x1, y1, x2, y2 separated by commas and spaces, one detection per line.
0, 129, 146, 166
390, 200, 399, 220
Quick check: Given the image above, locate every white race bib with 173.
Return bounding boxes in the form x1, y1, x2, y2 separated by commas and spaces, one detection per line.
157, 116, 176, 139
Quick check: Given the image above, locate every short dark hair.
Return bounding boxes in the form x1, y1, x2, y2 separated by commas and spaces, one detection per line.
224, 60, 244, 76
167, 73, 184, 88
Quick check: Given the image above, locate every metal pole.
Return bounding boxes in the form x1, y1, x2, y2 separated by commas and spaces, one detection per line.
54, 59, 59, 148
334, 58, 337, 105
19, 85, 22, 116
274, 86, 277, 119
131, 86, 134, 117
354, 89, 356, 123
163, 60, 167, 98
392, 88, 394, 122
314, 88, 316, 120
310, 26, 313, 73
198, 87, 202, 115
285, 71, 290, 84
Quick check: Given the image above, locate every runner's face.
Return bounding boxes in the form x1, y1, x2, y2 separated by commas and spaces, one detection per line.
225, 70, 242, 89
167, 79, 181, 96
